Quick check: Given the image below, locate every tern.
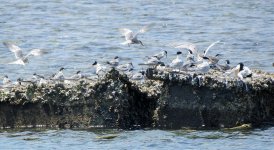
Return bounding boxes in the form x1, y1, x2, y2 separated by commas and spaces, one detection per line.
156, 62, 169, 72
33, 73, 48, 86
153, 50, 167, 60
139, 56, 160, 66
186, 49, 195, 64
3, 42, 47, 65
64, 71, 84, 85
207, 54, 222, 67
119, 24, 154, 46
15, 78, 33, 86
70, 71, 83, 80
92, 61, 107, 76
236, 63, 252, 80
172, 41, 221, 63
169, 51, 184, 69
106, 56, 119, 67
129, 70, 145, 80
116, 62, 134, 72
195, 57, 211, 74
2, 75, 12, 87
216, 60, 231, 71
52, 67, 65, 81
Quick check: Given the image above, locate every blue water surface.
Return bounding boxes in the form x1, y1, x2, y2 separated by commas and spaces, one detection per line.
0, 128, 274, 150
0, 0, 273, 82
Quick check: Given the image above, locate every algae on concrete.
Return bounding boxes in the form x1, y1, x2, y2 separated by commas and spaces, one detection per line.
0, 69, 273, 129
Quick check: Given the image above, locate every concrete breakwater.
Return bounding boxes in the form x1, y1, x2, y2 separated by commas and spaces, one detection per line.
0, 69, 273, 129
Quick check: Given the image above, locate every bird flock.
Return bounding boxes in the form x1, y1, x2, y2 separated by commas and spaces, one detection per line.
1, 24, 253, 89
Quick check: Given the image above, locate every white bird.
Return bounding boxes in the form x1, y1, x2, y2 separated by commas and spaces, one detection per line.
116, 62, 134, 72
33, 73, 45, 80
207, 54, 222, 66
198, 41, 222, 62
52, 67, 65, 81
2, 75, 12, 87
139, 56, 160, 66
172, 42, 198, 55
186, 49, 195, 64
195, 57, 211, 74
92, 61, 107, 76
156, 62, 168, 72
106, 56, 119, 67
130, 71, 145, 80
203, 41, 221, 56
236, 63, 252, 80
172, 41, 221, 63
64, 71, 84, 85
69, 71, 83, 80
119, 24, 154, 46
170, 51, 184, 69
216, 60, 231, 71
153, 50, 167, 60
33, 73, 48, 86
15, 78, 33, 86
3, 42, 47, 65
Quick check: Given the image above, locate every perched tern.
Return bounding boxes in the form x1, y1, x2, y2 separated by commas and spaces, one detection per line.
15, 78, 33, 86
117, 62, 134, 72
52, 67, 65, 81
236, 63, 252, 80
64, 71, 84, 85
153, 50, 167, 60
33, 73, 48, 86
106, 56, 119, 67
130, 71, 145, 80
195, 57, 211, 74
65, 71, 84, 82
216, 60, 231, 71
139, 56, 160, 66
169, 51, 184, 69
2, 75, 12, 87
156, 62, 169, 72
207, 54, 222, 67
92, 61, 107, 76
186, 49, 195, 64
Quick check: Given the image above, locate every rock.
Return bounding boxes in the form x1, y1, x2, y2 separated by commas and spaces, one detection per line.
0, 68, 273, 130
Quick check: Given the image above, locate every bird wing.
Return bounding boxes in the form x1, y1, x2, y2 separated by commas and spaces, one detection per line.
119, 28, 134, 40
138, 23, 154, 33
3, 42, 24, 59
134, 23, 154, 38
171, 42, 198, 54
24, 49, 47, 59
204, 41, 221, 56
8, 59, 26, 65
